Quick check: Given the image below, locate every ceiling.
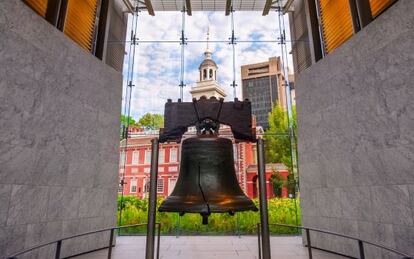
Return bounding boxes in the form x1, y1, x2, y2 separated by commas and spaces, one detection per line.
129, 0, 291, 15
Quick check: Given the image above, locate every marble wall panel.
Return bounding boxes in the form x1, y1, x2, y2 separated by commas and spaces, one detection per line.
296, 0, 414, 256
0, 0, 122, 257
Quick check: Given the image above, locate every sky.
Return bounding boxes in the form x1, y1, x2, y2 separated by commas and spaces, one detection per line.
121, 10, 292, 120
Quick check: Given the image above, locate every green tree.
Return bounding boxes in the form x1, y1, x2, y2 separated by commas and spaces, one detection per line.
264, 103, 297, 170
269, 171, 285, 197
120, 115, 138, 126
138, 113, 164, 130
120, 115, 138, 139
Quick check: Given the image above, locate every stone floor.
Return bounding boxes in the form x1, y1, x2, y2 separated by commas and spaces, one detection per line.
75, 235, 347, 259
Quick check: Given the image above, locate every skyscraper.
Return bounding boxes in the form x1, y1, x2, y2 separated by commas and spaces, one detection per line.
241, 57, 286, 129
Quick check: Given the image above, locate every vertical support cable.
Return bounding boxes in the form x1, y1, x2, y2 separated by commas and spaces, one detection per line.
119, 1, 140, 231
229, 0, 237, 99
276, 4, 299, 194
179, 1, 187, 101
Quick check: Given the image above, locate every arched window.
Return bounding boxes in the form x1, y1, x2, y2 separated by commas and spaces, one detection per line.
209, 69, 213, 79
203, 69, 207, 80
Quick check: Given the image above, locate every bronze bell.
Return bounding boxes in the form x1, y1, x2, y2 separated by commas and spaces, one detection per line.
158, 133, 258, 224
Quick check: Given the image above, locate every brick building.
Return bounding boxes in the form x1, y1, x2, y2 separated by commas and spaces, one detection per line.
118, 129, 289, 199
119, 40, 290, 199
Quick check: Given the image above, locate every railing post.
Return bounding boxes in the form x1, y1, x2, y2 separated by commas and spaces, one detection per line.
55, 240, 62, 259
156, 223, 161, 259
257, 139, 271, 259
257, 223, 262, 259
107, 229, 114, 259
358, 240, 365, 259
145, 138, 159, 259
305, 228, 312, 259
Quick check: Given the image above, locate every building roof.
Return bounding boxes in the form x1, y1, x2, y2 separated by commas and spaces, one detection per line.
140, 0, 291, 14
133, 0, 292, 15
199, 58, 218, 69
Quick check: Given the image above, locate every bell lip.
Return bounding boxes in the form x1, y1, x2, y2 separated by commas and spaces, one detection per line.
158, 202, 259, 213
158, 206, 259, 213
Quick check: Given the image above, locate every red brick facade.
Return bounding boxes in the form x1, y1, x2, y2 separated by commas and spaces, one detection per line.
119, 127, 289, 199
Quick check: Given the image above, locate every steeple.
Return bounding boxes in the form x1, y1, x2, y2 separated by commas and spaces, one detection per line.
199, 27, 218, 82
204, 25, 212, 59
190, 27, 226, 100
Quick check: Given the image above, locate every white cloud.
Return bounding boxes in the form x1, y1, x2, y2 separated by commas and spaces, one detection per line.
122, 10, 293, 120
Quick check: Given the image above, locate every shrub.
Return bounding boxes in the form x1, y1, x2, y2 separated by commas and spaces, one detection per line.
117, 196, 301, 235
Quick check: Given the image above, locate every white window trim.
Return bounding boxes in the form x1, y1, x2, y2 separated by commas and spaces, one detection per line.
169, 148, 178, 163
145, 150, 151, 164
158, 149, 165, 164
130, 180, 137, 193
157, 178, 164, 193
119, 151, 126, 167
132, 150, 139, 165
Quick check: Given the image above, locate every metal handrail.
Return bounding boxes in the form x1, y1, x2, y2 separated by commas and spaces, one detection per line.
6, 223, 161, 259
256, 223, 413, 259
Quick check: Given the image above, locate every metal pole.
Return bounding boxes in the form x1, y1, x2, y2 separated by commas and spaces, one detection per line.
257, 223, 262, 259
55, 240, 62, 259
107, 229, 114, 259
145, 138, 159, 259
156, 223, 161, 259
257, 139, 271, 259
305, 228, 313, 259
358, 240, 365, 259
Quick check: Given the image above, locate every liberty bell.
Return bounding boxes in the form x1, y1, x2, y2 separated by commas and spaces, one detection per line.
158, 97, 258, 224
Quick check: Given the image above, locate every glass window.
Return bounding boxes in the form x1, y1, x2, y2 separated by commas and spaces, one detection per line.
131, 168, 138, 174
319, 0, 354, 53
145, 150, 151, 164
157, 179, 164, 193
119, 151, 125, 166
252, 146, 257, 165
168, 166, 178, 172
369, 0, 396, 18
132, 151, 139, 165
170, 148, 178, 163
24, 0, 48, 17
64, 0, 99, 51
144, 179, 150, 193
158, 149, 165, 163
130, 180, 137, 193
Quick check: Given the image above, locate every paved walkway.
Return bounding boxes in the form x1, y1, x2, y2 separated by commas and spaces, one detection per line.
75, 236, 346, 259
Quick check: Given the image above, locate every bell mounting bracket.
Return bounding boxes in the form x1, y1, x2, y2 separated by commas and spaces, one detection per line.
159, 96, 256, 143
